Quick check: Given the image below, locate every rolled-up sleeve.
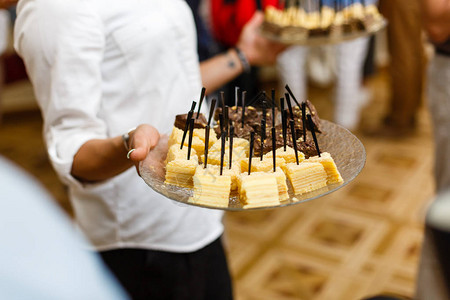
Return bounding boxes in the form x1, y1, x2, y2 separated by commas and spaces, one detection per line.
15, 0, 106, 187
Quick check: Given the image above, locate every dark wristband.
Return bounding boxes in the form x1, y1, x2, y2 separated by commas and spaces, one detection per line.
234, 47, 251, 73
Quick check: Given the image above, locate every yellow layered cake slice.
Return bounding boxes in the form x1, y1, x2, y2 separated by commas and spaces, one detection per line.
167, 126, 204, 154
189, 165, 232, 208
165, 144, 197, 164
168, 126, 184, 148
192, 128, 217, 148
285, 162, 327, 195
196, 164, 241, 191
240, 157, 286, 173
306, 152, 344, 185
164, 157, 198, 188
238, 171, 280, 208
264, 146, 304, 164
202, 146, 247, 167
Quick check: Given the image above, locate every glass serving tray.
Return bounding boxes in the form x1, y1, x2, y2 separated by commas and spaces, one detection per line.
259, 18, 387, 46
139, 120, 365, 211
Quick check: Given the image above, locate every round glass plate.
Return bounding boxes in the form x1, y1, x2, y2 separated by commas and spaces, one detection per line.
259, 18, 387, 46
139, 120, 366, 211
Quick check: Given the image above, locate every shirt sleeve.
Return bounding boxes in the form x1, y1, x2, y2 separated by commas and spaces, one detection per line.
14, 0, 106, 187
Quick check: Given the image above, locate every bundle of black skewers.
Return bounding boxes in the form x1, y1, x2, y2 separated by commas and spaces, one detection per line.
213, 84, 322, 159
175, 84, 324, 179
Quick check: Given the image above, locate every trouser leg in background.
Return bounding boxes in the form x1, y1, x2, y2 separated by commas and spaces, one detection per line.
100, 237, 233, 300
277, 45, 308, 103
334, 37, 370, 130
415, 55, 450, 300
427, 54, 450, 193
379, 0, 425, 128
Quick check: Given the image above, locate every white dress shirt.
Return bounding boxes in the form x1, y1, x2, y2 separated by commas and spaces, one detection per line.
14, 0, 224, 252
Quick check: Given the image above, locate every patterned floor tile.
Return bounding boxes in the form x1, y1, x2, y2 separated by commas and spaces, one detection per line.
1, 69, 437, 299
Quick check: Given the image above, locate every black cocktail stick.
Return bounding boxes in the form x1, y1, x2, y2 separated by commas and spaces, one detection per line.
289, 119, 299, 165
204, 125, 210, 168
218, 112, 224, 135
282, 109, 287, 151
241, 91, 246, 128
262, 99, 267, 125
285, 93, 294, 120
271, 127, 276, 172
220, 131, 226, 175
208, 98, 217, 127
301, 102, 307, 142
271, 89, 276, 128
248, 131, 255, 175
229, 126, 234, 169
180, 108, 194, 149
307, 114, 321, 157
190, 100, 197, 112
187, 118, 195, 160
196, 87, 206, 119
220, 91, 225, 110
224, 106, 229, 141
285, 84, 301, 107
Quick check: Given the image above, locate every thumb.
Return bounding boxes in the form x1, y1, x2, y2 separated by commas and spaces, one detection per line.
246, 11, 265, 28
128, 125, 160, 162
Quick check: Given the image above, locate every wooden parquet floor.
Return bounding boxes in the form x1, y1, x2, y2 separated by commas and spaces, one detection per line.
0, 69, 435, 300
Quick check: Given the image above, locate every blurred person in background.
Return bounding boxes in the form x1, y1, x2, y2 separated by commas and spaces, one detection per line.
186, 0, 221, 62
370, 0, 426, 137
13, 0, 284, 299
276, 0, 378, 131
420, 0, 450, 194
0, 156, 129, 300
415, 0, 450, 299
210, 0, 279, 104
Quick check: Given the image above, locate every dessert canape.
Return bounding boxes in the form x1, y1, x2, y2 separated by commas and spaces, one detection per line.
167, 126, 205, 155
306, 152, 343, 185
164, 157, 198, 188
238, 171, 280, 208
285, 162, 328, 195
189, 165, 232, 207
165, 118, 199, 188
165, 144, 197, 164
